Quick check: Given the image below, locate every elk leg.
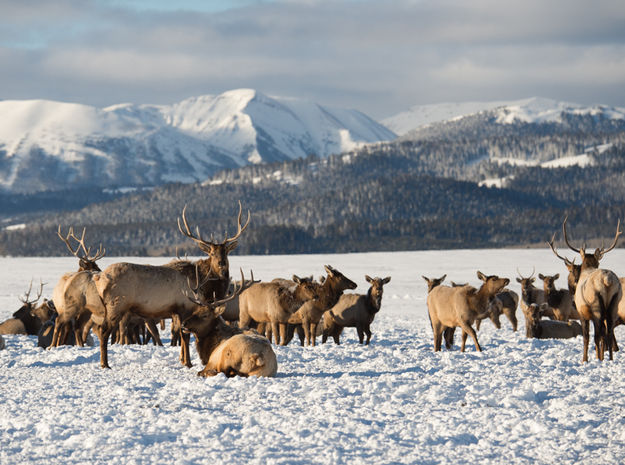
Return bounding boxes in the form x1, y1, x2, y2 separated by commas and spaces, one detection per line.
356, 326, 365, 344
180, 330, 192, 367
460, 330, 468, 352
99, 321, 112, 369
297, 325, 305, 346
364, 325, 372, 345
592, 319, 604, 361
581, 319, 590, 363
279, 323, 287, 346
475, 319, 482, 331
271, 322, 280, 345
310, 323, 318, 346
432, 323, 443, 351
145, 319, 163, 346
460, 323, 481, 352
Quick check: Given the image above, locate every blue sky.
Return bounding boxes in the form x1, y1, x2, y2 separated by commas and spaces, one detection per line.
1, 0, 624, 118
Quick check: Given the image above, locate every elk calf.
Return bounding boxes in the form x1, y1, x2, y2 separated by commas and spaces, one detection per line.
525, 303, 582, 339
427, 271, 509, 352
322, 275, 390, 345
538, 273, 579, 321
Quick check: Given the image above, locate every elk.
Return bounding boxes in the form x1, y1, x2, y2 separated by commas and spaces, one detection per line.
0, 334, 5, 350
286, 266, 358, 346
322, 275, 389, 345
426, 271, 510, 352
50, 226, 106, 347
516, 269, 546, 316
550, 217, 622, 362
0, 281, 48, 335
92, 204, 249, 369
181, 271, 276, 377
525, 303, 582, 339
475, 289, 519, 331
164, 202, 250, 365
537, 272, 579, 322
422, 275, 455, 349
238, 274, 321, 345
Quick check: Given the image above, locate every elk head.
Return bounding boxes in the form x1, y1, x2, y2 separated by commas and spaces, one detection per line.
292, 275, 321, 302
561, 216, 621, 271
477, 271, 509, 295
57, 226, 105, 272
13, 279, 45, 318
182, 269, 255, 336
547, 233, 582, 292
177, 202, 250, 280
365, 275, 391, 311
422, 274, 446, 293
538, 273, 559, 293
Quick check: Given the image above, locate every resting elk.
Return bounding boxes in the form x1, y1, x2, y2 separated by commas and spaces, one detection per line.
525, 303, 582, 339
180, 270, 277, 377
550, 217, 622, 362
426, 271, 509, 352
0, 281, 50, 335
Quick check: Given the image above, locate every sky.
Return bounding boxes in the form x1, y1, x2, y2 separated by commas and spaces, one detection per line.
1, 0, 625, 119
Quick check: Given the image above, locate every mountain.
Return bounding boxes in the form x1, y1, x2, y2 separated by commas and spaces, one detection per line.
0, 89, 395, 194
383, 97, 625, 135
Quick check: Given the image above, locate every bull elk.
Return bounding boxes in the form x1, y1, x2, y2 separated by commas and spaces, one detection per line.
181, 270, 277, 377
426, 271, 509, 352
50, 226, 106, 348
550, 217, 622, 362
0, 280, 49, 335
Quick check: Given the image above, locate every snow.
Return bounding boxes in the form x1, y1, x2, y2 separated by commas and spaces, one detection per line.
2, 249, 625, 464
382, 97, 625, 135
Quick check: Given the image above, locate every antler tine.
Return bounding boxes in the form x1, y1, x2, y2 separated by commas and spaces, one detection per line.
69, 226, 105, 262
547, 232, 571, 263
562, 216, 581, 254
57, 225, 82, 257
223, 200, 250, 245
34, 279, 45, 303
177, 205, 214, 251
599, 218, 622, 258
19, 279, 34, 304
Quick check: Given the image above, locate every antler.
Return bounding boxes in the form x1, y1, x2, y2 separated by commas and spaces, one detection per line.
185, 268, 255, 308
57, 226, 105, 263
516, 267, 535, 280
222, 200, 250, 246
19, 279, 44, 305
547, 233, 574, 266
562, 216, 581, 254
598, 219, 622, 259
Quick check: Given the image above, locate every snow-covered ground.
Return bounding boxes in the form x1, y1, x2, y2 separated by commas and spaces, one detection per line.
2, 249, 625, 464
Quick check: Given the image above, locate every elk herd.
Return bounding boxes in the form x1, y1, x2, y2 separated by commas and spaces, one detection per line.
0, 211, 623, 374
0, 203, 391, 378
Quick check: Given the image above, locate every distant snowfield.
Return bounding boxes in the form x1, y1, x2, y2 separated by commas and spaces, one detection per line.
2, 249, 625, 464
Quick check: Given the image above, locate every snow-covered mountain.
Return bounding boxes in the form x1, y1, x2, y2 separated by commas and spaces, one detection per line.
0, 89, 395, 194
383, 97, 625, 135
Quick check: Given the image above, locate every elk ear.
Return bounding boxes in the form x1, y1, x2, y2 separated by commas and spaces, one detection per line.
440, 274, 446, 282
365, 275, 373, 283
553, 273, 559, 280
476, 271, 487, 282
292, 275, 302, 284
213, 305, 226, 318
516, 277, 522, 283
382, 276, 391, 284
324, 265, 335, 277
538, 273, 545, 280
226, 241, 238, 253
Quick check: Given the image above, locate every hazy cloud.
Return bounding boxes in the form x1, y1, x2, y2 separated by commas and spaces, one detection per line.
1, 0, 624, 118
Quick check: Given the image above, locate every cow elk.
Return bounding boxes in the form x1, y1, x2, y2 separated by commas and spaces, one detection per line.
550, 217, 622, 362
322, 275, 389, 345
537, 272, 579, 322
525, 303, 582, 339
426, 271, 510, 352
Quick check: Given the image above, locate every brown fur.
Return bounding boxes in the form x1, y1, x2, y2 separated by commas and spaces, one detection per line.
426, 271, 510, 352
322, 275, 389, 345
538, 273, 580, 322
525, 303, 582, 339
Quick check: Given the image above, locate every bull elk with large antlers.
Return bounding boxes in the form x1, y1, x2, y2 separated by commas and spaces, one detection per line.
549, 217, 622, 362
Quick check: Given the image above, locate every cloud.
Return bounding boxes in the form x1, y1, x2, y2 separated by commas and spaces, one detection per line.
1, 0, 624, 118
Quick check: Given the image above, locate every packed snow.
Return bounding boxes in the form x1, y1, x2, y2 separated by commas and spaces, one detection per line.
2, 249, 625, 464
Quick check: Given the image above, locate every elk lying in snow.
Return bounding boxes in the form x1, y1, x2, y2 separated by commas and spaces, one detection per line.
426, 271, 510, 352
284, 266, 358, 346
537, 272, 580, 322
322, 275, 389, 345
181, 272, 277, 377
238, 275, 321, 345
550, 217, 622, 362
38, 306, 95, 349
525, 303, 582, 339
475, 289, 519, 331
0, 281, 49, 335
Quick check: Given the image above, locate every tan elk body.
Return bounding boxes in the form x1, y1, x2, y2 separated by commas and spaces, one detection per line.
321, 275, 389, 345
525, 303, 582, 339
426, 271, 509, 352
